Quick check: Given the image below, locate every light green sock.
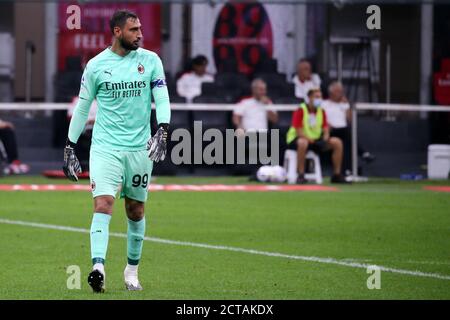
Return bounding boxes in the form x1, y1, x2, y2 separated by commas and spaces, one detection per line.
90, 212, 112, 265
127, 217, 146, 265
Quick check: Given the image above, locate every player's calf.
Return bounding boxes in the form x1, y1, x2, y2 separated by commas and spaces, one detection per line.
124, 199, 146, 291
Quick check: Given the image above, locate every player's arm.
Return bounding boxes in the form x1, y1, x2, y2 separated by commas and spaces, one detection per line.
322, 111, 330, 142
176, 74, 189, 98
268, 110, 278, 124
63, 64, 97, 181
232, 102, 244, 130
147, 55, 171, 162
261, 96, 278, 124
232, 113, 243, 129
322, 127, 330, 142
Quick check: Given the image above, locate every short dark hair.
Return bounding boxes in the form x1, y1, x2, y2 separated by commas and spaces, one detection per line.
110, 10, 138, 34
307, 87, 321, 97
298, 58, 311, 65
192, 55, 208, 66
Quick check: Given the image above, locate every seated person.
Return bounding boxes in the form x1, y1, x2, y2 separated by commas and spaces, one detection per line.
68, 97, 98, 171
176, 55, 214, 103
232, 78, 278, 133
286, 88, 348, 184
0, 119, 29, 175
232, 78, 278, 179
322, 81, 375, 175
291, 58, 321, 101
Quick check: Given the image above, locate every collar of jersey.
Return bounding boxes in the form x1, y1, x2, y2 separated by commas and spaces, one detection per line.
106, 47, 137, 59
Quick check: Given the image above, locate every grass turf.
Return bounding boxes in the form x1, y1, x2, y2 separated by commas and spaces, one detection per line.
0, 175, 449, 299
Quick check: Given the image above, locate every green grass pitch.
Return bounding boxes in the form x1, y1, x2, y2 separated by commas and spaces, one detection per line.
0, 176, 449, 299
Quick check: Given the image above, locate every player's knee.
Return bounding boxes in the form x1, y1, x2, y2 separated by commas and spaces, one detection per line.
329, 137, 343, 149
94, 196, 114, 215
297, 137, 309, 150
126, 200, 145, 221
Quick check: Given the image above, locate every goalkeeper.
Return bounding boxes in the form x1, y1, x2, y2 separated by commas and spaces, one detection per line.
63, 10, 170, 293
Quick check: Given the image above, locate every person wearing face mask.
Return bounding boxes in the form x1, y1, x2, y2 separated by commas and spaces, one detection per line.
286, 88, 348, 184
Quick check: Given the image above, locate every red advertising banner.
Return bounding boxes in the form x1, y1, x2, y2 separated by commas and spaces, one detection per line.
434, 59, 450, 105
58, 2, 161, 71
213, 2, 273, 75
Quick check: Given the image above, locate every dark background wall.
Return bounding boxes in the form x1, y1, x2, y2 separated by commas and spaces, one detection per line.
325, 4, 422, 104
431, 4, 450, 144
14, 2, 46, 101
378, 5, 421, 104
0, 2, 14, 33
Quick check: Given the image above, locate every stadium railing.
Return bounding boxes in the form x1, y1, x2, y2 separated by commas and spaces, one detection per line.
0, 103, 297, 111
1, 102, 450, 179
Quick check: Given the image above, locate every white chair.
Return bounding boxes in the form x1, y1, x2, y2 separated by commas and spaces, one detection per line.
283, 149, 323, 184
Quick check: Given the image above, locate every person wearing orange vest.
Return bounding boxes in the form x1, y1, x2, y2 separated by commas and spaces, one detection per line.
286, 88, 348, 184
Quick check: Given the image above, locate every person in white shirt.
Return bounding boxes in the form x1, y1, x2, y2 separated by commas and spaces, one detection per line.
322, 81, 375, 175
291, 59, 321, 100
321, 81, 351, 129
176, 55, 214, 103
232, 78, 278, 133
233, 78, 278, 180
0, 118, 29, 175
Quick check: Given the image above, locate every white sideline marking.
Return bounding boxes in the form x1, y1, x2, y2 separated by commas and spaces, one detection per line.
0, 218, 449, 281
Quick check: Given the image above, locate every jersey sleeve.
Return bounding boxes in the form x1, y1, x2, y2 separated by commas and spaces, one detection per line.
176, 74, 191, 99
291, 109, 303, 128
67, 63, 97, 143
266, 101, 277, 113
151, 55, 171, 125
322, 110, 328, 129
233, 100, 245, 116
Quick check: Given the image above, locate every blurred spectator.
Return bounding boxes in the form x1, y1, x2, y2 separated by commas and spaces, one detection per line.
232, 78, 278, 133
0, 119, 29, 175
176, 55, 214, 103
322, 81, 375, 175
68, 97, 98, 171
232, 78, 278, 180
286, 88, 348, 184
291, 59, 321, 100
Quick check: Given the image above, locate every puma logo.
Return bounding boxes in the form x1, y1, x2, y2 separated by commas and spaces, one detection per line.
104, 70, 112, 76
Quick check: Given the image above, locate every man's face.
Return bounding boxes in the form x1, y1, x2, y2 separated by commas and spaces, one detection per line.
330, 84, 344, 102
308, 91, 323, 108
252, 81, 267, 100
193, 62, 207, 76
297, 61, 312, 80
115, 17, 142, 51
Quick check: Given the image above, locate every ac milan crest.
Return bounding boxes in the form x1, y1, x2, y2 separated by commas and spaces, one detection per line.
138, 63, 145, 74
